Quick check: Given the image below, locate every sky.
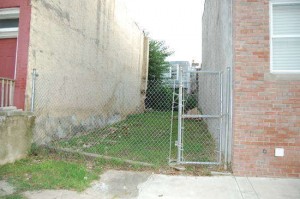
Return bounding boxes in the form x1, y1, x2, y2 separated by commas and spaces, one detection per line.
124, 0, 205, 63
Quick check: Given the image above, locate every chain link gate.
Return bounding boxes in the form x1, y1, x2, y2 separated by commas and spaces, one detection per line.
170, 66, 231, 166
31, 69, 179, 166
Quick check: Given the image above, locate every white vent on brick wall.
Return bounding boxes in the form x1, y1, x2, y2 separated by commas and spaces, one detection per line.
270, 1, 300, 73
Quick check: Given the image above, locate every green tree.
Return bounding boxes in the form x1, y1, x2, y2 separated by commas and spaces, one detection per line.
148, 39, 174, 80
146, 39, 174, 110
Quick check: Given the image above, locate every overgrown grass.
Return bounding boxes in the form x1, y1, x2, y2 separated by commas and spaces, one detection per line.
0, 158, 99, 193
1, 194, 25, 199
0, 116, 217, 198
57, 111, 216, 166
0, 154, 155, 198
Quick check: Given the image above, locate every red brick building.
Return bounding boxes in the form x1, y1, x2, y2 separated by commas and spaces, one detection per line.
0, 0, 31, 109
203, 0, 300, 177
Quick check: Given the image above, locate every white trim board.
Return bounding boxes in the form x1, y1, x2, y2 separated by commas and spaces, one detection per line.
0, 8, 20, 20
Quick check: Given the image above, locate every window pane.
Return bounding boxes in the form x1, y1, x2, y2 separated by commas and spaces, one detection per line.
273, 37, 300, 71
0, 18, 19, 29
273, 4, 300, 35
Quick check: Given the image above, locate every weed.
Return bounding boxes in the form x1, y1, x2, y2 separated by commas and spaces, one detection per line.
57, 111, 216, 166
0, 194, 25, 199
0, 158, 99, 192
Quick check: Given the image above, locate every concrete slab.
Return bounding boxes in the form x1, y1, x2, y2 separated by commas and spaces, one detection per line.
21, 170, 300, 199
84, 170, 151, 199
23, 190, 84, 199
248, 177, 300, 199
137, 175, 242, 199
235, 177, 258, 199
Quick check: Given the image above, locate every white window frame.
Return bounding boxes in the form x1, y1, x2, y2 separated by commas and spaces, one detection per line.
269, 0, 300, 74
0, 8, 20, 39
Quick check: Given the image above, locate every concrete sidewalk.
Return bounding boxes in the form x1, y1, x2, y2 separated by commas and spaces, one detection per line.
22, 170, 300, 199
137, 174, 300, 199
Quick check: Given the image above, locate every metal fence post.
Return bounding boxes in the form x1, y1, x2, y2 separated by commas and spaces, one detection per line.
177, 65, 183, 164
219, 71, 223, 164
224, 67, 231, 168
31, 69, 38, 112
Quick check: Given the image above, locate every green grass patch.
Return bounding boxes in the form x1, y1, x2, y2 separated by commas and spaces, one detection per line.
56, 111, 216, 166
0, 194, 25, 199
0, 155, 155, 197
0, 158, 99, 192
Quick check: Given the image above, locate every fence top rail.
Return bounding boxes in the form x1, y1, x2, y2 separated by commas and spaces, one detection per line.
187, 70, 222, 74
0, 77, 15, 81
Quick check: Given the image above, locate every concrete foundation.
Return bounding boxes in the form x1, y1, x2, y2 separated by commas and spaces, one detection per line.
0, 107, 35, 165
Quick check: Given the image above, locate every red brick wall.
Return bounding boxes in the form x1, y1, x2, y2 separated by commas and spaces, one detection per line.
0, 0, 31, 110
233, 0, 300, 177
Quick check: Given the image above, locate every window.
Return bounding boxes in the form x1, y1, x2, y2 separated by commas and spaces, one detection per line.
171, 64, 179, 80
0, 8, 19, 39
0, 18, 19, 29
270, 0, 300, 73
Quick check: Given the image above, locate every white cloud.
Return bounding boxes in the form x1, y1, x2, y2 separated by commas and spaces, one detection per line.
124, 0, 205, 63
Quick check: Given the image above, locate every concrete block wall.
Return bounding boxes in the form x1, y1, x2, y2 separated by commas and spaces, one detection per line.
25, 0, 148, 142
233, 0, 300, 177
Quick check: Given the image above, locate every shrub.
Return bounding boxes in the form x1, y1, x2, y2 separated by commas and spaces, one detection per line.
184, 94, 198, 112
145, 81, 173, 111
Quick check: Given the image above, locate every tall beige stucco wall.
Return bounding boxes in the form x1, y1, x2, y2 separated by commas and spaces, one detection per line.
202, 0, 233, 71
202, 0, 233, 163
25, 0, 148, 143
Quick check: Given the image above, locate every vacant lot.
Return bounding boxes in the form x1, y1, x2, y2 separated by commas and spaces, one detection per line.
0, 111, 218, 198
56, 111, 216, 166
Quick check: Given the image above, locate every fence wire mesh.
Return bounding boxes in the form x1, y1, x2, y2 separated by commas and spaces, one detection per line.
32, 69, 227, 167
166, 70, 224, 165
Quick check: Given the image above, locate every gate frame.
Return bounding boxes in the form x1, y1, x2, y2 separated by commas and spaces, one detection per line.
176, 65, 231, 166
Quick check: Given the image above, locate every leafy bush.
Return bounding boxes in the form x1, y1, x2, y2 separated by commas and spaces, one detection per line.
145, 81, 173, 111
145, 82, 199, 112
184, 94, 198, 112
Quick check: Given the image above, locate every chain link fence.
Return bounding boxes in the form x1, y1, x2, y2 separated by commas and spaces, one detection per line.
167, 69, 229, 165
31, 69, 229, 167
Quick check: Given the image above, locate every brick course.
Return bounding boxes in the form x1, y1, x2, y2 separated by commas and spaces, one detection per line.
233, 0, 300, 177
